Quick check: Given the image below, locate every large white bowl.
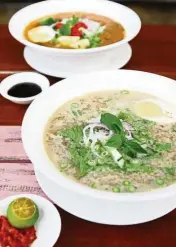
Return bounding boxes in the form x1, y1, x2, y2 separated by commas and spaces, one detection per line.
9, 0, 141, 74
22, 70, 176, 225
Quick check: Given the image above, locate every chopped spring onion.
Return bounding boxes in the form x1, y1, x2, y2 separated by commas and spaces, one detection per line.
71, 103, 81, 117
156, 178, 165, 185
123, 180, 131, 186
87, 160, 97, 167
101, 151, 109, 157
112, 186, 121, 193
127, 185, 135, 192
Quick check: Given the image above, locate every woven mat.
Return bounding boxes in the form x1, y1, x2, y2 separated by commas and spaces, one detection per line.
0, 126, 48, 200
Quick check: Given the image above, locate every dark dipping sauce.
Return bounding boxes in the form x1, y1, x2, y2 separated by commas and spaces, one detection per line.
8, 82, 42, 98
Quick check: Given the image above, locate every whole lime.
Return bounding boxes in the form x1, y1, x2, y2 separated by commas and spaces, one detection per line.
7, 197, 39, 229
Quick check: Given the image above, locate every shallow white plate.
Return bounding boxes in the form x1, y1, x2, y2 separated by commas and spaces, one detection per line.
0, 194, 61, 247
24, 43, 132, 78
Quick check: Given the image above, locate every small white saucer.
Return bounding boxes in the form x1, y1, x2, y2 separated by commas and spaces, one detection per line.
0, 194, 61, 247
24, 43, 132, 78
0, 72, 50, 105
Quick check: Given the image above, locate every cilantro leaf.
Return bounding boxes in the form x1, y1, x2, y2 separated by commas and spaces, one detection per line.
123, 140, 147, 158
101, 113, 123, 133
59, 22, 72, 36
72, 15, 79, 25
60, 126, 83, 143
40, 17, 56, 26
105, 135, 122, 148
155, 143, 172, 152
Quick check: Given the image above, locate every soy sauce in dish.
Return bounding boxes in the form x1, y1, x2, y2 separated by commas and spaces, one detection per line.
8, 82, 42, 98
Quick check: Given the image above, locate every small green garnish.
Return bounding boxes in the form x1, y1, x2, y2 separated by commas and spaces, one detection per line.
156, 178, 165, 185
101, 151, 109, 157
123, 180, 131, 186
87, 160, 96, 167
164, 167, 175, 176
86, 34, 101, 48
90, 183, 97, 188
127, 185, 135, 192
112, 186, 121, 193
40, 17, 56, 26
155, 143, 172, 152
97, 158, 105, 165
101, 113, 147, 158
59, 15, 79, 36
71, 103, 81, 117
105, 134, 122, 148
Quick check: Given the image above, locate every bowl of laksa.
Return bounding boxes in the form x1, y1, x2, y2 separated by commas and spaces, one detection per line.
22, 70, 176, 225
9, 0, 141, 76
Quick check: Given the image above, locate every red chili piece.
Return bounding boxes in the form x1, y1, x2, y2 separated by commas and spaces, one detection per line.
71, 22, 88, 36
55, 23, 63, 29
0, 216, 37, 247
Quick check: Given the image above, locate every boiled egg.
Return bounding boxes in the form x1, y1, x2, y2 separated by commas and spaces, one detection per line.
133, 99, 176, 123
57, 36, 80, 47
70, 39, 90, 49
28, 26, 55, 43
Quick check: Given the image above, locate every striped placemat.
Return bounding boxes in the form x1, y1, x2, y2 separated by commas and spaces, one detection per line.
0, 126, 48, 200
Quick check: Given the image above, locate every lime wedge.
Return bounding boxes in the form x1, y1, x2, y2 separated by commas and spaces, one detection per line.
7, 197, 39, 229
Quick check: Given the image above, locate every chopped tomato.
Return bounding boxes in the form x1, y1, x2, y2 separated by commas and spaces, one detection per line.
0, 216, 37, 247
55, 22, 63, 29
71, 22, 88, 36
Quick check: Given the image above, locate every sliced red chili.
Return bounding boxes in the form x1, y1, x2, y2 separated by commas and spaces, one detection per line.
71, 22, 88, 36
55, 22, 64, 29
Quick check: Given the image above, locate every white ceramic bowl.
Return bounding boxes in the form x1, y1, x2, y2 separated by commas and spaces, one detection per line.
0, 194, 61, 247
9, 0, 141, 74
0, 72, 50, 104
22, 70, 176, 225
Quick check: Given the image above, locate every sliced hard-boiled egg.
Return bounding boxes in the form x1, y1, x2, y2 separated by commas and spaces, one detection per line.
57, 36, 80, 47
70, 39, 90, 49
133, 99, 176, 123
28, 26, 55, 43
134, 99, 164, 118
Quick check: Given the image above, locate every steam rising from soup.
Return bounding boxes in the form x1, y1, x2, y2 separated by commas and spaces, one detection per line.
44, 90, 176, 193
24, 12, 125, 49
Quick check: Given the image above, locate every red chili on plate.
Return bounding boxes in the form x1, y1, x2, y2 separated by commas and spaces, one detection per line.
0, 216, 37, 247
71, 22, 88, 36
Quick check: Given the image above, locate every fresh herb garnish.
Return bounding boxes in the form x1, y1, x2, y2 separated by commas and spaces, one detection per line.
123, 140, 147, 158
155, 143, 172, 152
59, 15, 80, 36
101, 113, 123, 133
105, 134, 122, 148
40, 17, 56, 26
101, 112, 147, 158
59, 22, 72, 36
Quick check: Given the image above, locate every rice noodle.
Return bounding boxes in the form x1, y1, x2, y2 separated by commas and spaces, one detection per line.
83, 123, 113, 157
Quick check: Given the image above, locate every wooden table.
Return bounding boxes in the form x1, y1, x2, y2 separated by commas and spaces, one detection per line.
0, 24, 176, 247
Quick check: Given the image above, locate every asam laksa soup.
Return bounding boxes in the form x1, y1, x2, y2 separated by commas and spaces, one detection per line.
24, 12, 125, 49
44, 90, 176, 193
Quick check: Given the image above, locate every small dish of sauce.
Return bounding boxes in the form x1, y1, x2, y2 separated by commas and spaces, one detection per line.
8, 82, 42, 98
0, 72, 50, 105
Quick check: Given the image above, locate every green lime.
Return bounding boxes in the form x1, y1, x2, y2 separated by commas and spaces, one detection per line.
7, 197, 39, 229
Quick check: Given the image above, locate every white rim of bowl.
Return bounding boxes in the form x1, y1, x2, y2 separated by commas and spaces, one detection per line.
8, 0, 141, 55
